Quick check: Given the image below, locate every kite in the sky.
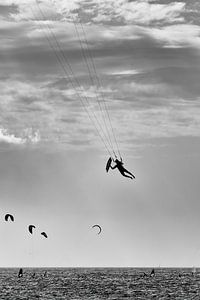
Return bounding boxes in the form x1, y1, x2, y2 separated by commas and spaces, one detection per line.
41, 232, 48, 238
5, 214, 14, 222
28, 225, 36, 234
106, 157, 112, 172
92, 224, 102, 235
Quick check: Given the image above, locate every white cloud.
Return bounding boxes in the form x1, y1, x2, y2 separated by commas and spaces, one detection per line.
51, 0, 186, 25
106, 69, 141, 76
0, 128, 40, 145
147, 24, 200, 48
23, 128, 41, 144
0, 128, 24, 144
1, 0, 185, 25
51, 0, 81, 16
1, 72, 200, 151
92, 0, 185, 25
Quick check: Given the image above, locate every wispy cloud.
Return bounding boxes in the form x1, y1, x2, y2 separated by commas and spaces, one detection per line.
0, 128, 40, 145
0, 0, 186, 26
106, 69, 141, 76
109, 99, 200, 151
0, 4, 18, 18
148, 24, 200, 48
91, 0, 185, 25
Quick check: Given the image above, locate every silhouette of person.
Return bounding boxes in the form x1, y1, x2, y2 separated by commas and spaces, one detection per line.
110, 158, 135, 179
18, 268, 23, 278
150, 268, 155, 277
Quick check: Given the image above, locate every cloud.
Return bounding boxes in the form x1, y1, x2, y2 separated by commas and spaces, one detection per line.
148, 24, 200, 48
0, 4, 19, 18
0, 0, 186, 26
141, 66, 200, 100
109, 100, 200, 150
92, 0, 185, 25
0, 129, 24, 144
0, 0, 200, 152
23, 128, 41, 144
106, 69, 141, 76
0, 128, 40, 145
47, 0, 186, 25
0, 76, 105, 150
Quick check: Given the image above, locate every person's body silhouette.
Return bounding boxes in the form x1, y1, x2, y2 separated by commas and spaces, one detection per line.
150, 268, 155, 277
18, 268, 23, 278
110, 158, 135, 179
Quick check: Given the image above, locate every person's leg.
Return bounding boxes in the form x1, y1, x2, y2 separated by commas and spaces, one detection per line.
125, 170, 135, 178
121, 167, 135, 179
119, 170, 133, 179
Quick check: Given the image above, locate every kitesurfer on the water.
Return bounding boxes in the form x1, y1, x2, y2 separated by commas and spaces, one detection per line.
18, 268, 23, 278
110, 158, 135, 179
150, 269, 155, 277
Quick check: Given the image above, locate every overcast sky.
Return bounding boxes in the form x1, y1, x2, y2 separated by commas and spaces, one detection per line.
0, 0, 200, 267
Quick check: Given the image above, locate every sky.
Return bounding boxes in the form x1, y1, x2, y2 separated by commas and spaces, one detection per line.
0, 0, 200, 267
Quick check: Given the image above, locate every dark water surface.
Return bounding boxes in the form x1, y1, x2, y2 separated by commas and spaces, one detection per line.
0, 268, 200, 299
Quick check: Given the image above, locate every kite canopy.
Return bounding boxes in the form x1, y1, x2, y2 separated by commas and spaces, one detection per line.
41, 231, 48, 238
92, 224, 102, 234
28, 225, 36, 234
5, 214, 14, 222
106, 157, 112, 172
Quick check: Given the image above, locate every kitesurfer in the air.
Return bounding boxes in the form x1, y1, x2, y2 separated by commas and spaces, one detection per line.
110, 158, 135, 179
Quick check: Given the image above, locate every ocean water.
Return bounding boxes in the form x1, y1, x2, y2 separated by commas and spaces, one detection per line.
0, 268, 199, 299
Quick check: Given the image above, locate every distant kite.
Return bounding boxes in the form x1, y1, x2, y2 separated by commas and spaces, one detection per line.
92, 224, 102, 235
28, 225, 36, 234
5, 214, 14, 222
41, 232, 48, 238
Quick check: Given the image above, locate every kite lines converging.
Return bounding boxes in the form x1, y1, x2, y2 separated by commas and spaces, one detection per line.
33, 0, 122, 160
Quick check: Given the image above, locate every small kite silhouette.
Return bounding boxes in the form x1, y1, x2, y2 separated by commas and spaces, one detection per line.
92, 224, 102, 235
28, 225, 36, 234
106, 157, 112, 172
41, 232, 48, 238
5, 214, 14, 222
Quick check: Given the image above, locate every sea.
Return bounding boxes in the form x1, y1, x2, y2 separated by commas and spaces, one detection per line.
0, 268, 199, 299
